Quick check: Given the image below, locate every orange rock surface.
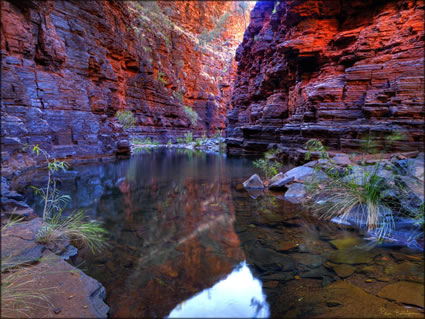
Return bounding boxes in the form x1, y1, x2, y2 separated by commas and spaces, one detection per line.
226, 0, 425, 156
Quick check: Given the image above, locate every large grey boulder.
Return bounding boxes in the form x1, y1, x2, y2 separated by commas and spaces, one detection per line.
283, 166, 314, 182
269, 172, 284, 184
269, 174, 294, 190
243, 174, 264, 189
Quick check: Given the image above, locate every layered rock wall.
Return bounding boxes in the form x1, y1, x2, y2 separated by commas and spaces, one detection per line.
1, 0, 250, 175
226, 0, 424, 156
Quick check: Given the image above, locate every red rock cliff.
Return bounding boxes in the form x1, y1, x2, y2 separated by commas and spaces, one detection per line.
226, 0, 424, 156
1, 0, 250, 174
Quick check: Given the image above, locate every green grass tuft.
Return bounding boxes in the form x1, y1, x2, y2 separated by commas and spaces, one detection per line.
36, 210, 107, 254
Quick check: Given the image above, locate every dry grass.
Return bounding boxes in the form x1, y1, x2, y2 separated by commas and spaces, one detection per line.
1, 265, 53, 318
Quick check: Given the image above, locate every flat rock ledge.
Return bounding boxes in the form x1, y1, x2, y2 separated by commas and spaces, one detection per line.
1, 217, 109, 318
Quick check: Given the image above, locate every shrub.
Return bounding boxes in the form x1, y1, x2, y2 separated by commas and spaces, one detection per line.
184, 132, 193, 144
213, 129, 222, 139
116, 110, 136, 130
173, 90, 184, 103
183, 106, 198, 127
253, 149, 282, 179
194, 138, 202, 147
131, 138, 143, 145
176, 137, 185, 144
158, 72, 167, 86
197, 12, 230, 47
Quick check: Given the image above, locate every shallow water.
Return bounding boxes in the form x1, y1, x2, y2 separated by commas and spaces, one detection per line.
26, 149, 424, 317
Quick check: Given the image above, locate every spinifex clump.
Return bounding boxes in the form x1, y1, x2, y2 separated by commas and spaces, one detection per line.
303, 138, 424, 242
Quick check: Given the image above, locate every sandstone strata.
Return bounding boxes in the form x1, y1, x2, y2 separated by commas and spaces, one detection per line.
1, 0, 250, 175
226, 0, 425, 156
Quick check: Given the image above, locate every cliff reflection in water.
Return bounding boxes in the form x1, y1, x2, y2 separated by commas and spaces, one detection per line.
26, 148, 424, 318
70, 149, 260, 318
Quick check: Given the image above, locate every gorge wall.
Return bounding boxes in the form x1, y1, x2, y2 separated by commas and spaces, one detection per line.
226, 0, 424, 156
1, 0, 250, 175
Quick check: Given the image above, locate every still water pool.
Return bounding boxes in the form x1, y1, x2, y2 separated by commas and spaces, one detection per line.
26, 149, 425, 317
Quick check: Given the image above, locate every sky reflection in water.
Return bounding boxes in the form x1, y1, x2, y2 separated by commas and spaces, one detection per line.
168, 261, 269, 318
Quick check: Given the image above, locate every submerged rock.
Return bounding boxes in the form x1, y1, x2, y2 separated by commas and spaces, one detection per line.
384, 261, 424, 283
284, 183, 306, 204
243, 174, 264, 190
247, 245, 296, 273
328, 248, 377, 265
332, 264, 355, 278
377, 281, 424, 308
329, 237, 363, 250
321, 281, 423, 318
246, 189, 264, 199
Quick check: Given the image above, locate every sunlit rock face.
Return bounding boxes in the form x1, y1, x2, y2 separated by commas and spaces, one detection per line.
0, 0, 250, 174
226, 0, 425, 156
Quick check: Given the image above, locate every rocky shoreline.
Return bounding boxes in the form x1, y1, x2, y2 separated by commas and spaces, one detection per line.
1, 176, 109, 318
242, 151, 424, 251
1, 215, 109, 318
130, 137, 227, 154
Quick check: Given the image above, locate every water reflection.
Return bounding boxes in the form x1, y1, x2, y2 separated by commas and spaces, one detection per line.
22, 148, 424, 318
168, 261, 269, 318
59, 149, 255, 317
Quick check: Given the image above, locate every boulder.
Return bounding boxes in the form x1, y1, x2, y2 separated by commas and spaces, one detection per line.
284, 183, 306, 204
243, 174, 264, 190
268, 175, 294, 190
283, 166, 314, 182
268, 172, 285, 185
332, 153, 352, 166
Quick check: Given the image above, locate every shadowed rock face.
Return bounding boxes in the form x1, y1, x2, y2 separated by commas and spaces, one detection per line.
226, 0, 424, 156
1, 0, 250, 175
